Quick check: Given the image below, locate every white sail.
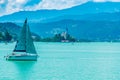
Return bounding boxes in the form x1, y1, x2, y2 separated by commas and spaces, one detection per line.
13, 19, 36, 54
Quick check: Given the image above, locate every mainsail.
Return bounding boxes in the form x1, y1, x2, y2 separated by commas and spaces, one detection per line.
13, 19, 36, 54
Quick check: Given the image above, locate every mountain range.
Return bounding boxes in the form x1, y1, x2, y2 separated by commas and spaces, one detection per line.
0, 2, 120, 42
0, 2, 120, 23
27, 20, 120, 42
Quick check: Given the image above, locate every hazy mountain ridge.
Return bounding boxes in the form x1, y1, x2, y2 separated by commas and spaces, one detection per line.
0, 22, 40, 40
28, 20, 120, 42
1, 20, 120, 42
0, 2, 120, 22
41, 12, 120, 23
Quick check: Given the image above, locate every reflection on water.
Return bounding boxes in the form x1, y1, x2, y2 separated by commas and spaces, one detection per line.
11, 61, 36, 80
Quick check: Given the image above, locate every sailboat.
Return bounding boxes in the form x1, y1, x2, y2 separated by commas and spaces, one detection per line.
5, 19, 38, 61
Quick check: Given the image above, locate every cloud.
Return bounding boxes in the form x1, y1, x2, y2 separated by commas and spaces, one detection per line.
0, 0, 27, 16
110, 0, 120, 2
0, 0, 40, 16
93, 0, 120, 2
35, 0, 88, 10
1, 0, 120, 16
24, 0, 88, 11
93, 0, 106, 2
0, 0, 5, 4
16, 0, 26, 3
25, 0, 40, 6
6, 0, 27, 14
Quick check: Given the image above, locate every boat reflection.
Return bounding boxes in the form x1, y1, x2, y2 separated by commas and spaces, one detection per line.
12, 61, 36, 80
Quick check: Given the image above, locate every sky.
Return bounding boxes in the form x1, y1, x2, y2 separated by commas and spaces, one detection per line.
0, 0, 120, 16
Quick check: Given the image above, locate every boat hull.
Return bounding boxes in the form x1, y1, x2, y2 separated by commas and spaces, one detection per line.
6, 55, 38, 61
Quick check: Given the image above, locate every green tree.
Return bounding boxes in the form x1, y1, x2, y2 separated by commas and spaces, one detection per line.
53, 34, 62, 42
0, 32, 3, 41
4, 30, 12, 42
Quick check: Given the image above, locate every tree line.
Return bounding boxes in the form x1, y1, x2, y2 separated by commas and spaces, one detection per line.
0, 30, 12, 42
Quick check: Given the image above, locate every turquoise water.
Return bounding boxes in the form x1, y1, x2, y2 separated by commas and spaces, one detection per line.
1, 42, 120, 80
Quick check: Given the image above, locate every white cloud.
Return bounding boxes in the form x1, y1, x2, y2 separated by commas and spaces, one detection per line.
24, 0, 88, 11
0, 0, 5, 4
2, 0, 28, 15
93, 0, 106, 2
16, 0, 26, 3
93, 0, 120, 2
35, 0, 88, 10
111, 0, 120, 2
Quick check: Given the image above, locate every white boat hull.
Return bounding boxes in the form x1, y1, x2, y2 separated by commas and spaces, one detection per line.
6, 55, 38, 61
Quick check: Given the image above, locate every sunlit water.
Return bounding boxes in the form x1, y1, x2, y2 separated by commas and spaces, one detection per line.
1, 42, 120, 80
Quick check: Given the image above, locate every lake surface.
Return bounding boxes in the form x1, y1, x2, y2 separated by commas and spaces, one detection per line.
1, 42, 120, 80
